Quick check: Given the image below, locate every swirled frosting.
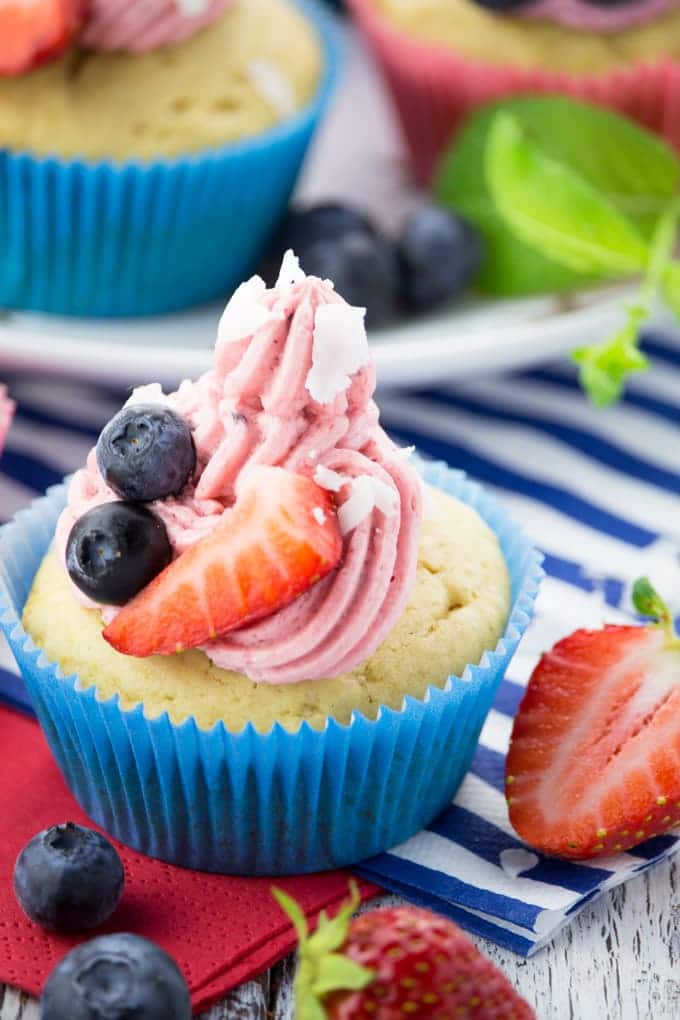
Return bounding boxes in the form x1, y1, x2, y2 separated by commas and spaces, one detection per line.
81, 0, 233, 53
55, 254, 423, 685
520, 0, 678, 32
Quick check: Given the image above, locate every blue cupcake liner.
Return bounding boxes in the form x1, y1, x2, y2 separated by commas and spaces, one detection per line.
0, 461, 542, 875
0, 0, 343, 317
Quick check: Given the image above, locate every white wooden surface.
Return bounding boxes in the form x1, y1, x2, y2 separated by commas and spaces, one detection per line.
2, 855, 679, 1020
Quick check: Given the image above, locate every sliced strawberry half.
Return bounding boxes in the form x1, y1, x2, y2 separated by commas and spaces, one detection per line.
103, 466, 342, 658
0, 0, 83, 77
506, 622, 680, 860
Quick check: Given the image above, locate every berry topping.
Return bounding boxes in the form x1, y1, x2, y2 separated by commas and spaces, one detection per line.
398, 205, 483, 312
299, 231, 399, 329
506, 578, 680, 859
41, 933, 191, 1020
468, 0, 532, 10
66, 502, 172, 605
103, 466, 343, 657
273, 204, 377, 257
0, 0, 83, 77
96, 404, 196, 504
265, 203, 397, 329
13, 823, 124, 933
274, 883, 535, 1019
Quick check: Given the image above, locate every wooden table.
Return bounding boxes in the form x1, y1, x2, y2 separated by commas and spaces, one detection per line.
3, 855, 679, 1020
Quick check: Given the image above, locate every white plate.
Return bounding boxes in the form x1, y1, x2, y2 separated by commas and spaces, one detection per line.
0, 29, 675, 388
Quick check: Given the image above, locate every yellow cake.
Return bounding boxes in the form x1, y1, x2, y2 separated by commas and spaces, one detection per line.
0, 0, 322, 160
372, 0, 680, 73
23, 486, 510, 733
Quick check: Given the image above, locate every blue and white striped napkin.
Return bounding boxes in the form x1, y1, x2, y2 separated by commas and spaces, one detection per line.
1, 335, 679, 956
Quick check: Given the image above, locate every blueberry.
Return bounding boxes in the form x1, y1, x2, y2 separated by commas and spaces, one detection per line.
263, 202, 377, 278
468, 0, 532, 10
41, 933, 191, 1020
66, 502, 172, 605
398, 205, 483, 312
281, 203, 376, 246
298, 231, 399, 328
96, 404, 195, 504
13, 823, 124, 933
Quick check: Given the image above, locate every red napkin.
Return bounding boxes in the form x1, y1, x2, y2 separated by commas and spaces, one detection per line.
0, 705, 379, 1014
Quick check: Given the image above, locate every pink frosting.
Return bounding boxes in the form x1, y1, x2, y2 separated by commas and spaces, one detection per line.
0, 385, 14, 456
520, 0, 678, 32
80, 0, 233, 53
55, 261, 423, 685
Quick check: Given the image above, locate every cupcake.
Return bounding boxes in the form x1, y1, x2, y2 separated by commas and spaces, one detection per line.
0, 0, 340, 315
0, 252, 541, 874
0, 385, 14, 454
347, 0, 680, 182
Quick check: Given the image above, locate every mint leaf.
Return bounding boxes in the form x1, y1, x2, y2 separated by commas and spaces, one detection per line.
662, 261, 680, 317
572, 196, 680, 405
573, 312, 649, 407
485, 113, 649, 276
435, 95, 680, 296
642, 197, 680, 297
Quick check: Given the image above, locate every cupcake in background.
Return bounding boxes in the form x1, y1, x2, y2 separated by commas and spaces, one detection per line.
0, 0, 340, 315
0, 386, 14, 455
347, 0, 680, 182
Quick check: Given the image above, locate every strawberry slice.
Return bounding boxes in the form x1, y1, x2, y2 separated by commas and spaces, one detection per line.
506, 608, 680, 860
0, 0, 83, 77
103, 466, 342, 658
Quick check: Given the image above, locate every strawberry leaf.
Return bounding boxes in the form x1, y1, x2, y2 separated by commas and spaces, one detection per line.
632, 577, 679, 646
274, 882, 375, 1020
312, 954, 375, 997
272, 887, 309, 942
307, 896, 357, 956
632, 577, 669, 620
301, 997, 327, 1020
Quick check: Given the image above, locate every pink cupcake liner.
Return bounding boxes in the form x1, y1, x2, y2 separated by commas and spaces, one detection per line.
0, 387, 14, 457
348, 0, 680, 183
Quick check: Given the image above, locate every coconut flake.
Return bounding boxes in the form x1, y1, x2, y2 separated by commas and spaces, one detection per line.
314, 465, 348, 492
276, 249, 306, 292
337, 475, 398, 536
248, 59, 296, 118
175, 0, 210, 13
312, 507, 327, 525
305, 303, 369, 405
371, 476, 399, 517
218, 276, 271, 344
124, 383, 172, 408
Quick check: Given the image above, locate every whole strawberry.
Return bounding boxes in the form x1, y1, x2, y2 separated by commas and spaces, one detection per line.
507, 577, 680, 860
0, 0, 84, 77
273, 885, 535, 1019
